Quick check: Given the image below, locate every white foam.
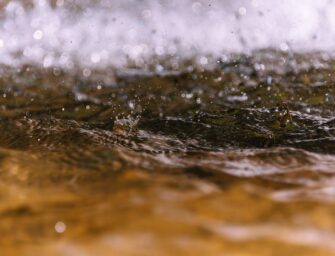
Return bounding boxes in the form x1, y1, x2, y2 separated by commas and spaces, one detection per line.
0, 0, 334, 70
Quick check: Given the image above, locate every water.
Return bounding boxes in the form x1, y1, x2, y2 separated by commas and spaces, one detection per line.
1, 1, 335, 256
2, 0, 335, 69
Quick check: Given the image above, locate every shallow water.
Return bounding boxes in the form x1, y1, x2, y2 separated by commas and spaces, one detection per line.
0, 51, 334, 255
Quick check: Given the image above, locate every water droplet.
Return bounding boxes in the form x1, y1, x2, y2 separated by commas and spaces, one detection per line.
83, 68, 91, 77
199, 56, 208, 65
90, 53, 101, 63
43, 56, 53, 68
55, 221, 66, 233
33, 30, 43, 40
238, 6, 247, 16
53, 68, 61, 76
128, 101, 135, 109
280, 42, 289, 51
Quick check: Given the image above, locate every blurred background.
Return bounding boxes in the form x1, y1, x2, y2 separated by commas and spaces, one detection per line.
1, 0, 335, 69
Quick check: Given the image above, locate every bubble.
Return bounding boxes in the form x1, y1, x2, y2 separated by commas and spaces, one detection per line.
83, 68, 91, 77
66, 60, 74, 69
183, 93, 194, 99
33, 30, 43, 40
43, 55, 53, 68
53, 68, 61, 76
254, 63, 265, 70
280, 42, 289, 51
0, 39, 4, 48
156, 65, 164, 72
90, 53, 101, 63
199, 56, 208, 65
54, 221, 66, 233
238, 7, 247, 16
128, 101, 135, 109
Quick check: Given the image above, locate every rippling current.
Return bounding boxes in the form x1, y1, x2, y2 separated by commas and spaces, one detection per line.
2, 0, 335, 254
0, 50, 334, 255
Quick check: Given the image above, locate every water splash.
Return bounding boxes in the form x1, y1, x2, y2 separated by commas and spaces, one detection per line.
1, 0, 335, 69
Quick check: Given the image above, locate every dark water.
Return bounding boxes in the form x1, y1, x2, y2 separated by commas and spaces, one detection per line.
1, 51, 335, 255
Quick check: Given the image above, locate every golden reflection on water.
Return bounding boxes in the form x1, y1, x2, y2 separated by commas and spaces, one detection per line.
0, 147, 335, 256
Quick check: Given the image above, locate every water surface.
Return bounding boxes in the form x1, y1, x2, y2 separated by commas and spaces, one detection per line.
0, 50, 335, 255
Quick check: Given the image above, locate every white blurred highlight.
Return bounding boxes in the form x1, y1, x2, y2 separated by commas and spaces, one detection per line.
0, 0, 334, 69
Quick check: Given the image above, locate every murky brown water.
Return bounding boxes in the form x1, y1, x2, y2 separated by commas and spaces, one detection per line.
1, 51, 335, 255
